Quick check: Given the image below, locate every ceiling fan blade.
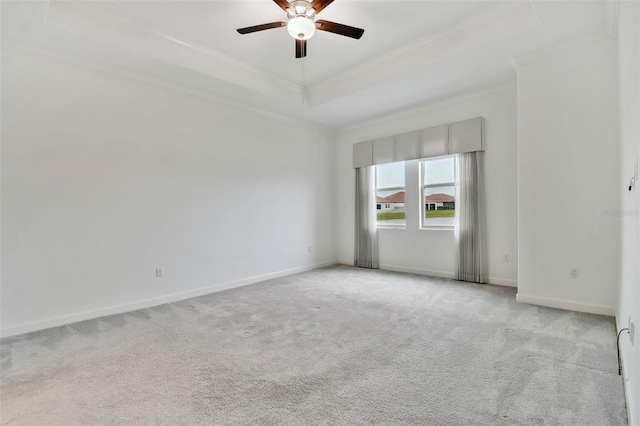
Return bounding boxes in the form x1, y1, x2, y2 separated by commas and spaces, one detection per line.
316, 20, 364, 39
273, 0, 290, 11
295, 39, 307, 58
237, 21, 286, 35
309, 0, 334, 14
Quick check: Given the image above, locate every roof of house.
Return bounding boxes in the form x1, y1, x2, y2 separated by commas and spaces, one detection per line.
425, 193, 455, 202
377, 192, 454, 203
382, 192, 405, 203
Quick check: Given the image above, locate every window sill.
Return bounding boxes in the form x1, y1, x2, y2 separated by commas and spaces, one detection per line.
420, 227, 455, 231
377, 226, 406, 230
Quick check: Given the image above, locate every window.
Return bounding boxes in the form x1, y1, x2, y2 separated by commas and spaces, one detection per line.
421, 156, 456, 229
375, 162, 405, 228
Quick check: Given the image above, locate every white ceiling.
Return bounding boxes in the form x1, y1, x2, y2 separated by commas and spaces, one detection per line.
2, 0, 615, 127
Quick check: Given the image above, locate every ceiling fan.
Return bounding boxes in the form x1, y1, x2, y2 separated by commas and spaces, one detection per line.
236, 0, 364, 59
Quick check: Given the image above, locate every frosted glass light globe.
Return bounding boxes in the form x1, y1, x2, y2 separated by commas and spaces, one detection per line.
287, 16, 316, 40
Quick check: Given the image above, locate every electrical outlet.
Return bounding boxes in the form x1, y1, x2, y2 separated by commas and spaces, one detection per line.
156, 267, 164, 277
503, 254, 510, 262
629, 317, 635, 345
570, 267, 579, 278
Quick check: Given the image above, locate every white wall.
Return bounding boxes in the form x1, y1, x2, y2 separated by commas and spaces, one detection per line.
616, 0, 640, 423
1, 50, 337, 336
336, 85, 518, 286
516, 39, 619, 315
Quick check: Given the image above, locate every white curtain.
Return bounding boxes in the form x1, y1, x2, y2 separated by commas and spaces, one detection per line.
354, 166, 379, 269
455, 152, 487, 283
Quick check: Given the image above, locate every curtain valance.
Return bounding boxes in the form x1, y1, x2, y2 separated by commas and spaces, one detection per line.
352, 117, 484, 168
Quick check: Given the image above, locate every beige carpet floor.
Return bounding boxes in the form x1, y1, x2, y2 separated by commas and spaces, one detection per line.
0, 265, 627, 425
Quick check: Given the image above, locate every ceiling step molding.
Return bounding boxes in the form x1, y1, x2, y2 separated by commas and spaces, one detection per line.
338, 82, 515, 138
511, 27, 617, 69
3, 42, 326, 129
46, 0, 304, 106
307, 1, 538, 107
511, 0, 619, 69
4, 1, 613, 127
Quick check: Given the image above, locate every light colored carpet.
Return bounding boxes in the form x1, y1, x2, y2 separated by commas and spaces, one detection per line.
1, 265, 627, 425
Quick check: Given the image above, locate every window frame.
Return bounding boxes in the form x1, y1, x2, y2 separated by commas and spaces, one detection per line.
420, 155, 457, 230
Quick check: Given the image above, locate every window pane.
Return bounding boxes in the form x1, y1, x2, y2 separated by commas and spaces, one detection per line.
376, 162, 405, 227
423, 186, 455, 227
376, 162, 405, 189
423, 157, 454, 185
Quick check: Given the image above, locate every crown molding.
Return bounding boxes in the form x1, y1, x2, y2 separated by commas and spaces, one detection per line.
3, 42, 331, 130
45, 0, 304, 106
337, 81, 516, 138
511, 0, 619, 69
307, 1, 538, 107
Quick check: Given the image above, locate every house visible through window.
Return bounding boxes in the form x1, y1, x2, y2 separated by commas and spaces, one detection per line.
375, 162, 405, 228
421, 156, 456, 228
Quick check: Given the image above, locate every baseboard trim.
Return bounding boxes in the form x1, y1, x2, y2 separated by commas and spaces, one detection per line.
516, 293, 615, 316
379, 264, 455, 280
0, 260, 339, 338
488, 277, 518, 288
375, 263, 518, 287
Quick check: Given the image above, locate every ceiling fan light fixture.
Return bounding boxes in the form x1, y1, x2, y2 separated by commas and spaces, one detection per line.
236, 0, 365, 58
287, 16, 316, 40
